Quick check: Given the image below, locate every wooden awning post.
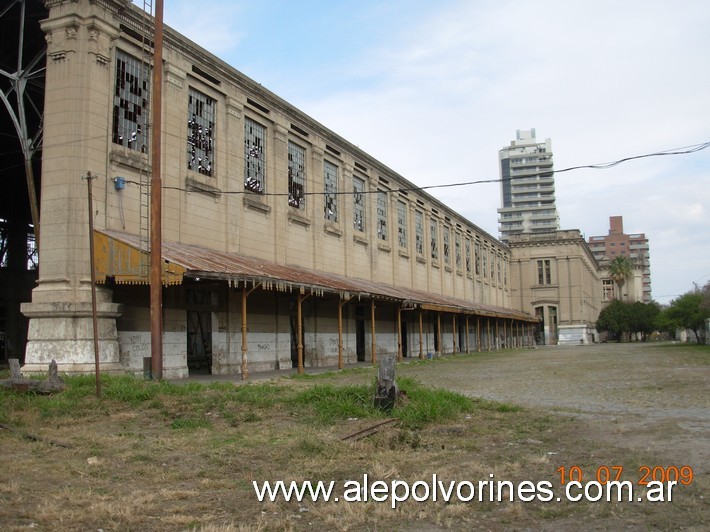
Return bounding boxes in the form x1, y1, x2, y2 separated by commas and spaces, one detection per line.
436, 313, 442, 356
477, 316, 481, 352
487, 319, 491, 351
370, 300, 377, 365
418, 310, 424, 359
338, 297, 351, 370
241, 288, 249, 380
515, 320, 519, 349
297, 293, 307, 374
397, 304, 403, 362
465, 316, 470, 354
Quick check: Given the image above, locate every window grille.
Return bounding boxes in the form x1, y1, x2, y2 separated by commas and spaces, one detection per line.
187, 88, 215, 176
415, 211, 424, 255
397, 200, 407, 249
475, 243, 481, 276
288, 141, 305, 208
430, 219, 438, 260
244, 117, 265, 192
353, 177, 365, 231
455, 233, 462, 270
377, 191, 388, 241
324, 160, 338, 221
443, 227, 451, 265
113, 50, 149, 152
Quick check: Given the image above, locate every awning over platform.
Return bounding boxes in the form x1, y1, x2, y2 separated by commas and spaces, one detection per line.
95, 229, 537, 322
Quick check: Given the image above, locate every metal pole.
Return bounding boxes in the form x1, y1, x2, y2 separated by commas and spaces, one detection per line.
150, 0, 164, 380
241, 288, 249, 380
370, 300, 376, 365
397, 305, 402, 362
418, 311, 423, 359
85, 172, 100, 397
297, 293, 304, 374
337, 298, 344, 369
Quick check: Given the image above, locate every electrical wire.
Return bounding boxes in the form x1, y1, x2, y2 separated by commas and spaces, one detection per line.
110, 140, 710, 198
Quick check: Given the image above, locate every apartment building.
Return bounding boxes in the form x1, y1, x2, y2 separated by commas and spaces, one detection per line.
498, 129, 560, 241
587, 216, 652, 302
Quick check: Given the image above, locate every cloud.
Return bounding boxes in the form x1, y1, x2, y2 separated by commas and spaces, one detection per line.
153, 0, 710, 303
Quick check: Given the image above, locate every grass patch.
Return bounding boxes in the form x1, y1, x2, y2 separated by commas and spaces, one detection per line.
291, 377, 478, 429
169, 416, 211, 430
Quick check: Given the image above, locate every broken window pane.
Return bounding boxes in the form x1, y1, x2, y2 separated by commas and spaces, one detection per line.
353, 176, 365, 231
415, 210, 424, 256
397, 200, 407, 249
443, 227, 451, 265
324, 160, 338, 222
288, 141, 305, 209
430, 219, 438, 261
112, 49, 149, 153
475, 243, 481, 276
465, 239, 472, 274
377, 191, 388, 241
188, 87, 216, 177
244, 117, 265, 192
455, 233, 462, 270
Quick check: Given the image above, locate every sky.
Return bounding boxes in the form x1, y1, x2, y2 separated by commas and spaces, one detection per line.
141, 0, 710, 305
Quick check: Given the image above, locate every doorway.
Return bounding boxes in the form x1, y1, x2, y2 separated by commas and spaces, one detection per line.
186, 288, 212, 374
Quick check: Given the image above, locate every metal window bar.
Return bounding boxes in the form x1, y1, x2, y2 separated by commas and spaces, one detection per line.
415, 211, 424, 255
455, 234, 462, 270
244, 117, 266, 193
287, 141, 305, 208
443, 227, 450, 264
353, 177, 365, 231
112, 50, 149, 153
475, 243, 481, 275
430, 219, 438, 260
324, 160, 338, 221
397, 201, 407, 249
188, 88, 216, 177
376, 191, 388, 241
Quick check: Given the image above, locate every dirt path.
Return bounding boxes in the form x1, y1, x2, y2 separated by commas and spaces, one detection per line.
399, 342, 710, 474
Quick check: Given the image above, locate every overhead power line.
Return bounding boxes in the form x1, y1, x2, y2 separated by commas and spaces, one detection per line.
114, 140, 710, 198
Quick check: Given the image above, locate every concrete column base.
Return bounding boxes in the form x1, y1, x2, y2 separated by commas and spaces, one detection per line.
21, 291, 123, 375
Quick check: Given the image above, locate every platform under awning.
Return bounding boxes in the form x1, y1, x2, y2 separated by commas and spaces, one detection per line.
94, 229, 537, 323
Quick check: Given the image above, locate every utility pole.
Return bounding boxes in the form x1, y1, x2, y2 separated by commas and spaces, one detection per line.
84, 172, 101, 397
150, 0, 164, 380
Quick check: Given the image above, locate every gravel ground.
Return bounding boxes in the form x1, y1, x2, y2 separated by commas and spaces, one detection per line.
400, 342, 710, 474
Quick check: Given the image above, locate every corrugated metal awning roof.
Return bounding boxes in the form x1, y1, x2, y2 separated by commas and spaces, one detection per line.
96, 229, 536, 322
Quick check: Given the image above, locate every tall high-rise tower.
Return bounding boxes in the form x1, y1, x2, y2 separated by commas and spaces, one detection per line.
498, 129, 560, 241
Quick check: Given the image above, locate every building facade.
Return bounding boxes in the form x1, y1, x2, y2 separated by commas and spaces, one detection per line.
587, 216, 652, 303
498, 129, 560, 241
20, 0, 536, 378
508, 230, 602, 345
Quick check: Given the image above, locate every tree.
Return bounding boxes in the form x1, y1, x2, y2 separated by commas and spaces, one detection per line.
596, 299, 631, 342
661, 288, 710, 344
606, 255, 635, 301
627, 301, 660, 341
